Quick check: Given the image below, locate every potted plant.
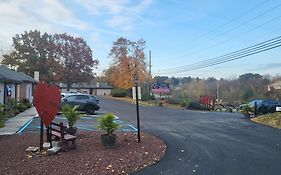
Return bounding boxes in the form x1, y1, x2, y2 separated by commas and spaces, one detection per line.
97, 113, 121, 147
62, 105, 82, 135
241, 104, 254, 119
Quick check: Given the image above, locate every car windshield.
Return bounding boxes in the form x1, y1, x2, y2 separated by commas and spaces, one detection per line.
268, 100, 279, 105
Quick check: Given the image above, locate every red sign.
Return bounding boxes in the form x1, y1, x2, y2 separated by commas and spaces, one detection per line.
34, 82, 61, 127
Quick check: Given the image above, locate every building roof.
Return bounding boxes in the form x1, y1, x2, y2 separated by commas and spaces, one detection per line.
58, 82, 112, 89
0, 65, 38, 83
269, 80, 281, 90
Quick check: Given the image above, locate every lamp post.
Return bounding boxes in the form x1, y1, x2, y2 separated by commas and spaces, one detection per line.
134, 75, 141, 142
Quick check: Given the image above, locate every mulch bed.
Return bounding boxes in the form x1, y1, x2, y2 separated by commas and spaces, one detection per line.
0, 131, 166, 175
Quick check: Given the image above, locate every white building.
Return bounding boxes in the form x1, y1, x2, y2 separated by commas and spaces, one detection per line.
58, 82, 113, 96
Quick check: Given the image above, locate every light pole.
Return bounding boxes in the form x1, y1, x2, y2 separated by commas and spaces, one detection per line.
134, 75, 141, 142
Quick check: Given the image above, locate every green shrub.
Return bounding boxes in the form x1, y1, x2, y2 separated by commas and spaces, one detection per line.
166, 98, 181, 105
17, 98, 32, 112
180, 101, 187, 107
111, 88, 127, 97
0, 104, 6, 128
141, 93, 155, 101
62, 105, 82, 128
20, 98, 32, 107
241, 104, 254, 117
21, 98, 30, 104
17, 103, 26, 112
97, 113, 121, 136
5, 98, 18, 117
226, 108, 233, 113
157, 101, 163, 107
0, 120, 4, 128
5, 98, 17, 110
180, 99, 191, 108
187, 101, 209, 111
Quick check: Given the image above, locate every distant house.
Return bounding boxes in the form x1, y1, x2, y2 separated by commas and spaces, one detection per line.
58, 82, 113, 96
268, 80, 281, 91
0, 65, 37, 105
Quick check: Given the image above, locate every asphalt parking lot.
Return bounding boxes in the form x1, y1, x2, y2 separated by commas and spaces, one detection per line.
99, 97, 281, 175
19, 109, 137, 134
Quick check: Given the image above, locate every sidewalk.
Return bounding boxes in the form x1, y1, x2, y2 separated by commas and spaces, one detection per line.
0, 107, 38, 135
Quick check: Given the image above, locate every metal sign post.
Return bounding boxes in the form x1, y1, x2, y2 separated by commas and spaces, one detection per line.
135, 78, 141, 143
40, 117, 43, 150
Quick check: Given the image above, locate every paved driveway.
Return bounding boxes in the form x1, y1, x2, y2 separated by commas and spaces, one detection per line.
20, 109, 137, 134
100, 97, 281, 175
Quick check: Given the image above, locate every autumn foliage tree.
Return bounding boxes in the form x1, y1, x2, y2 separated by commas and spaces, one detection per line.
53, 33, 98, 86
105, 37, 151, 89
1, 30, 98, 84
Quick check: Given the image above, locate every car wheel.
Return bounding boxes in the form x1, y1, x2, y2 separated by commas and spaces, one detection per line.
268, 106, 276, 113
85, 105, 95, 115
257, 105, 267, 115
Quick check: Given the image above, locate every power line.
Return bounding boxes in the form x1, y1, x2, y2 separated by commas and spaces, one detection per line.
190, 14, 281, 56
174, 3, 281, 59
169, 0, 270, 52
171, 14, 281, 68
157, 35, 281, 74
196, 0, 270, 39
159, 36, 281, 72
207, 2, 281, 42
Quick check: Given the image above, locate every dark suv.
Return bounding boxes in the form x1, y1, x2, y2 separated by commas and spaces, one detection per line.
248, 99, 281, 115
61, 94, 100, 115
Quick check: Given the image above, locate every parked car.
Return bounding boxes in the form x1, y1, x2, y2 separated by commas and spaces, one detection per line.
61, 94, 100, 115
61, 92, 81, 98
241, 99, 281, 115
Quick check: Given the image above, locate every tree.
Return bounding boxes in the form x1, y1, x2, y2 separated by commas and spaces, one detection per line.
1, 30, 98, 83
239, 73, 262, 81
53, 33, 98, 86
181, 79, 208, 101
164, 77, 179, 87
106, 37, 151, 89
180, 76, 192, 84
1, 30, 58, 80
154, 76, 169, 84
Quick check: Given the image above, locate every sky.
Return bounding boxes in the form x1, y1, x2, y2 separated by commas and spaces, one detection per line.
0, 0, 281, 79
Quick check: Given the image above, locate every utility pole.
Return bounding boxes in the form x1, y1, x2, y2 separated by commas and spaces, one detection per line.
149, 50, 151, 75
216, 81, 219, 102
148, 50, 152, 95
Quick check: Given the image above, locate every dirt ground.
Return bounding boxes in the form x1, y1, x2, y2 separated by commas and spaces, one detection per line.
0, 131, 166, 175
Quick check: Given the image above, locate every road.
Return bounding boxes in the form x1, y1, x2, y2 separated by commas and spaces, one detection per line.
100, 97, 281, 175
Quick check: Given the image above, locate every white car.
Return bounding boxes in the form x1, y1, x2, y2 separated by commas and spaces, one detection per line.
61, 91, 81, 98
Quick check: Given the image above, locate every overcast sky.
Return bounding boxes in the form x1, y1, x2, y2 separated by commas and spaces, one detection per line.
0, 0, 281, 79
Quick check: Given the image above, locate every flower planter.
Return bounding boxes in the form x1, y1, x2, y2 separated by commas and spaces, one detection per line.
100, 134, 117, 147
65, 127, 77, 135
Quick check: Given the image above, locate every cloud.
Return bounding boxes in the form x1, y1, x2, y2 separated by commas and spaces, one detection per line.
42, 0, 87, 30
0, 0, 86, 48
75, 0, 154, 31
250, 63, 281, 71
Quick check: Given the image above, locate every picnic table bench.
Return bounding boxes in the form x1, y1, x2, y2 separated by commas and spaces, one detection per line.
47, 122, 76, 151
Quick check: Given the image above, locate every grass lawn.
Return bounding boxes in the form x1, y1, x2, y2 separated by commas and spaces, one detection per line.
252, 112, 281, 129
107, 96, 183, 109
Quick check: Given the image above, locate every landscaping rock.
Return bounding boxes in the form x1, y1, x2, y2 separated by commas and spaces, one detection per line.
26, 146, 39, 152
43, 142, 51, 150
47, 146, 60, 155
52, 141, 59, 147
